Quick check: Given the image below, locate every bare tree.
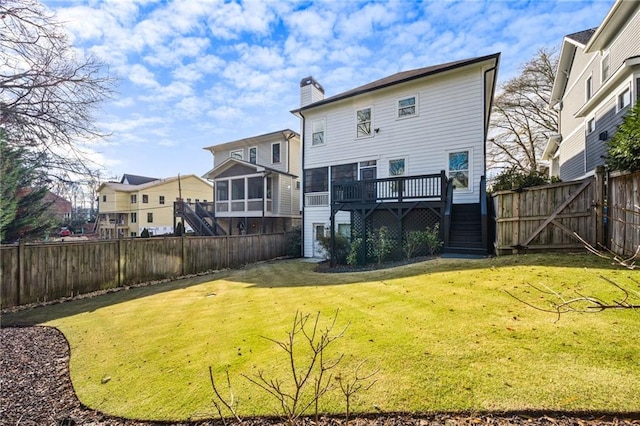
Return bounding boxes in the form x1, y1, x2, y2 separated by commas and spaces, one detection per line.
488, 48, 558, 174
0, 0, 114, 184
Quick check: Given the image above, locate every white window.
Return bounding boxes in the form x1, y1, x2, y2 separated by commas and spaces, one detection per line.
159, 195, 165, 205
230, 149, 243, 160
312, 119, 325, 146
356, 107, 372, 138
586, 76, 593, 100
130, 194, 137, 203
130, 212, 137, 223
587, 118, 595, 134
601, 53, 610, 82
618, 88, 631, 111
389, 158, 406, 177
448, 150, 470, 191
398, 95, 417, 118
249, 147, 257, 164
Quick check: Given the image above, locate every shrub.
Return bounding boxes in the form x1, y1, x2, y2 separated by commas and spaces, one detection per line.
140, 228, 150, 238
317, 231, 351, 264
403, 223, 443, 258
424, 223, 443, 255
347, 237, 363, 266
285, 226, 302, 258
403, 230, 426, 259
490, 167, 559, 192
367, 226, 394, 265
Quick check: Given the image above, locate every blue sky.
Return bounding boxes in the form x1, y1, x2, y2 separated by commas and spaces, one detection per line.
44, 0, 615, 181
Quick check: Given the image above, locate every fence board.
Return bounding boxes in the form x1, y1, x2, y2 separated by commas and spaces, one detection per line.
1, 233, 289, 309
609, 171, 640, 256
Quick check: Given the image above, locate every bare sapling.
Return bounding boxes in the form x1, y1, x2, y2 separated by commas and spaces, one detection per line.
242, 310, 348, 425
209, 366, 243, 425
335, 360, 379, 425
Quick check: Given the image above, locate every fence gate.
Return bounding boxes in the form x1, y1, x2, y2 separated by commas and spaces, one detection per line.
493, 177, 600, 255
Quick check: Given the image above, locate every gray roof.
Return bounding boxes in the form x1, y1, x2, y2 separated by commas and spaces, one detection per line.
120, 174, 160, 185
294, 53, 500, 112
566, 28, 596, 46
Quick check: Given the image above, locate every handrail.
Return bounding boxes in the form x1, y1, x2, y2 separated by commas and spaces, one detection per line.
195, 202, 226, 235
175, 201, 216, 236
443, 177, 454, 248
332, 172, 446, 204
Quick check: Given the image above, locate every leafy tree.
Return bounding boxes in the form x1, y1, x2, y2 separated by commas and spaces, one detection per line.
606, 101, 640, 172
488, 48, 558, 174
1, 133, 56, 243
0, 0, 114, 184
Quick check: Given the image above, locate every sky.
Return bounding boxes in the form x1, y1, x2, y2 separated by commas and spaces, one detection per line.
42, 0, 616, 181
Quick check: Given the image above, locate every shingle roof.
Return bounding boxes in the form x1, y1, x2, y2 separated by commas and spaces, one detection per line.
566, 28, 596, 46
294, 52, 500, 112
120, 174, 159, 185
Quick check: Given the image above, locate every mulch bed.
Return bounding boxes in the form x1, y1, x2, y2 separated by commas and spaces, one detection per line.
2, 326, 639, 426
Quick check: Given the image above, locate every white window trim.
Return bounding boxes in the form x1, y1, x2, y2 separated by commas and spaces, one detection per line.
388, 157, 407, 177
271, 142, 281, 164
311, 118, 326, 147
396, 94, 419, 119
248, 146, 258, 164
586, 117, 596, 134
585, 75, 593, 101
355, 106, 374, 139
446, 148, 473, 193
617, 86, 631, 113
230, 149, 243, 160
601, 51, 610, 83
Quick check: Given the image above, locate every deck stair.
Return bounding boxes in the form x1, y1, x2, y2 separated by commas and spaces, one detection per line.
444, 203, 487, 256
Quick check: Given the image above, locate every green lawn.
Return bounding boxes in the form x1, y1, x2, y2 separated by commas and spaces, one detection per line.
3, 254, 639, 421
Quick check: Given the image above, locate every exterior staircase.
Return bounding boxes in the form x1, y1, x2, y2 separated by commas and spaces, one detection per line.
174, 201, 226, 236
444, 203, 487, 256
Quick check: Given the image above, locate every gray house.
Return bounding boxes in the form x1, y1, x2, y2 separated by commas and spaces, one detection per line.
543, 0, 640, 180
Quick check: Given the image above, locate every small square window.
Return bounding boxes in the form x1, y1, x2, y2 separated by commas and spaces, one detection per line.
389, 158, 406, 177
356, 107, 372, 138
142, 194, 148, 203
230, 149, 243, 160
587, 118, 595, 134
130, 232, 137, 237
398, 96, 417, 118
159, 195, 165, 205
618, 88, 631, 110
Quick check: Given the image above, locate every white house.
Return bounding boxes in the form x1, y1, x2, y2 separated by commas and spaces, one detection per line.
292, 53, 500, 259
543, 0, 640, 180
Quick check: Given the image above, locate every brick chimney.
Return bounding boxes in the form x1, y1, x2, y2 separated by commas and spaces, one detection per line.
300, 76, 324, 107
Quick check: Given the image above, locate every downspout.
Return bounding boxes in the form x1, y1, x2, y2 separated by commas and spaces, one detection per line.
299, 110, 306, 258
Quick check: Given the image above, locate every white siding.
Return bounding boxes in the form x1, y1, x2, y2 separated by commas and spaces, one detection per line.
609, 8, 640, 74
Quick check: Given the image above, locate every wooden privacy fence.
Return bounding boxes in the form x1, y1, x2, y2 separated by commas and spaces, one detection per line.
493, 169, 639, 256
1, 233, 289, 309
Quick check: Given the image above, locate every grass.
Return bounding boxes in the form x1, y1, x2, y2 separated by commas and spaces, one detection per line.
3, 253, 639, 421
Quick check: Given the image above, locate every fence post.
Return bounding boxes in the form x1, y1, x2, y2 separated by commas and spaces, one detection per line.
117, 238, 123, 287
513, 191, 520, 254
17, 240, 25, 306
594, 166, 606, 249
181, 235, 186, 276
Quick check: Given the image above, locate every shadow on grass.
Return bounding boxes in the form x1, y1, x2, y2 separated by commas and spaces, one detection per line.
0, 271, 231, 327
0, 252, 621, 326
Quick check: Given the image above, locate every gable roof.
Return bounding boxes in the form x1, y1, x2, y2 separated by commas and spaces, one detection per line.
203, 158, 298, 180
292, 52, 500, 113
203, 129, 299, 152
565, 28, 596, 46
120, 174, 159, 185
99, 174, 211, 193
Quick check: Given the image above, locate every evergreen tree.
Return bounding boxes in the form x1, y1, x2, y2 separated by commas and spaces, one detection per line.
0, 132, 56, 243
606, 101, 640, 172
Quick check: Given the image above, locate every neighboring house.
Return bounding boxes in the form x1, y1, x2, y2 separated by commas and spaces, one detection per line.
43, 191, 72, 222
543, 0, 640, 180
292, 53, 500, 259
202, 129, 301, 235
97, 174, 213, 239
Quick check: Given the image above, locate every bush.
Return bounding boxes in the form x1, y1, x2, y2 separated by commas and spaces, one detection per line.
424, 223, 443, 255
317, 231, 351, 264
285, 226, 302, 258
347, 237, 363, 266
490, 168, 559, 192
140, 228, 150, 238
403, 223, 443, 258
367, 226, 394, 265
606, 101, 640, 172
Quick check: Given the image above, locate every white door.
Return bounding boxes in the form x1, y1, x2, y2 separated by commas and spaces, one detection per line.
312, 223, 325, 258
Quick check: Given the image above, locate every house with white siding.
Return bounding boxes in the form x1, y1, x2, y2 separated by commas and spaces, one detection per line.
292, 53, 500, 260
543, 0, 640, 180
202, 130, 301, 235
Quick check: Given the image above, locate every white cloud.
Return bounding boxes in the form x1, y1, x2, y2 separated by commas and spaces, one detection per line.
128, 64, 159, 88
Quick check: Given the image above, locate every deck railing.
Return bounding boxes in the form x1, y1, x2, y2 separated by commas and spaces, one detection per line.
332, 171, 448, 204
